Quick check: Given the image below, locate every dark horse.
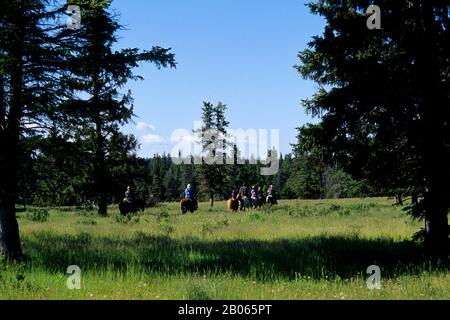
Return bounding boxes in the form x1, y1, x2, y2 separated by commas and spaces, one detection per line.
266, 195, 278, 206
180, 198, 198, 214
119, 199, 145, 216
227, 198, 239, 212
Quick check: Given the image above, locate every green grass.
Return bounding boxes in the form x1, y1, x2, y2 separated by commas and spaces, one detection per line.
1, 198, 449, 300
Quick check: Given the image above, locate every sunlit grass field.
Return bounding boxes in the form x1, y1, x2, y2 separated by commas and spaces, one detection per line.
1, 198, 449, 300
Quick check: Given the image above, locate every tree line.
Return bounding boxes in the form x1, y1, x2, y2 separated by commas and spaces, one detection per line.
16, 131, 376, 208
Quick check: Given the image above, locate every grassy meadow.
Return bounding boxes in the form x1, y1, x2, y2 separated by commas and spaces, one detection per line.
1, 198, 449, 300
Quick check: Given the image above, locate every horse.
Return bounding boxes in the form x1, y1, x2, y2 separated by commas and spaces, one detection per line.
238, 195, 250, 211
180, 198, 198, 214
250, 197, 259, 210
227, 198, 239, 212
257, 196, 266, 209
119, 199, 145, 216
266, 195, 278, 206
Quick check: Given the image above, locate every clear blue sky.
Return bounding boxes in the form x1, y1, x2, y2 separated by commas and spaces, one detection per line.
111, 0, 325, 157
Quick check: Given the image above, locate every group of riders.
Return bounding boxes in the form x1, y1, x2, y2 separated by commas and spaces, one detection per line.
121, 182, 277, 215
230, 183, 278, 210
183, 182, 278, 211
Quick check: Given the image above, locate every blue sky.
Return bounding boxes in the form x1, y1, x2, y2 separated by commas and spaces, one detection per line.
111, 0, 325, 157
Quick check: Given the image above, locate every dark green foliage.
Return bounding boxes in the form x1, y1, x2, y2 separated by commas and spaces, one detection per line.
27, 208, 49, 223
296, 0, 449, 253
61, 1, 175, 215
196, 102, 231, 206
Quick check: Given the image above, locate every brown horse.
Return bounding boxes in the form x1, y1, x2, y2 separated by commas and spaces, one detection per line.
180, 198, 198, 214
227, 198, 239, 212
119, 199, 145, 216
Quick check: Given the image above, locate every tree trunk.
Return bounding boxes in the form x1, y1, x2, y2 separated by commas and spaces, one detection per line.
396, 194, 403, 206
97, 196, 108, 216
0, 13, 24, 259
0, 206, 22, 260
93, 79, 108, 216
0, 74, 5, 129
411, 193, 418, 205
424, 193, 449, 257
210, 191, 214, 207
418, 0, 449, 257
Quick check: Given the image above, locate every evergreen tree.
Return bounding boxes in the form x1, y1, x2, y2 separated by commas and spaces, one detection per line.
297, 0, 450, 254
197, 102, 230, 206
0, 0, 68, 259
64, 1, 175, 215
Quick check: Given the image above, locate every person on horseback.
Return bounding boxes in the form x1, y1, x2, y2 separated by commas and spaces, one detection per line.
257, 186, 265, 208
250, 186, 258, 209
124, 186, 135, 204
239, 183, 248, 199
231, 189, 238, 201
257, 186, 264, 199
238, 183, 248, 211
185, 184, 193, 199
184, 184, 198, 209
267, 184, 276, 204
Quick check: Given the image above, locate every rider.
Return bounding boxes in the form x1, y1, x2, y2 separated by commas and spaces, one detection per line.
267, 185, 275, 203
124, 186, 135, 204
185, 184, 198, 208
239, 183, 248, 199
251, 186, 257, 199
250, 186, 258, 208
231, 189, 238, 201
257, 187, 264, 199
185, 184, 193, 200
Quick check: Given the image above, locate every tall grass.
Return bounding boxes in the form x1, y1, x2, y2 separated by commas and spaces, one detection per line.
1, 198, 449, 300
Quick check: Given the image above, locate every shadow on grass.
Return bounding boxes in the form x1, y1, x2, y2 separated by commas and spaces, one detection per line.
22, 232, 448, 280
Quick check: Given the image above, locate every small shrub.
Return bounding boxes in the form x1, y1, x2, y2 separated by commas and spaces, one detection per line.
115, 214, 140, 224
75, 232, 92, 244
76, 218, 97, 226
75, 201, 95, 211
262, 205, 274, 214
249, 213, 262, 221
159, 223, 175, 237
338, 209, 351, 216
349, 203, 378, 211
187, 283, 211, 300
216, 216, 230, 227
156, 209, 170, 223
28, 208, 49, 223
200, 222, 214, 237
289, 206, 313, 218
329, 204, 343, 212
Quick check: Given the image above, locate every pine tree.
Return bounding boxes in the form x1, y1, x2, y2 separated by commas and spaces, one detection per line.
0, 0, 68, 259
297, 0, 449, 255
64, 1, 176, 215
197, 102, 230, 206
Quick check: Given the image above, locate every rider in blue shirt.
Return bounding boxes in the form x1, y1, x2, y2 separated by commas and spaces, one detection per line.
184, 184, 198, 209
185, 184, 193, 199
